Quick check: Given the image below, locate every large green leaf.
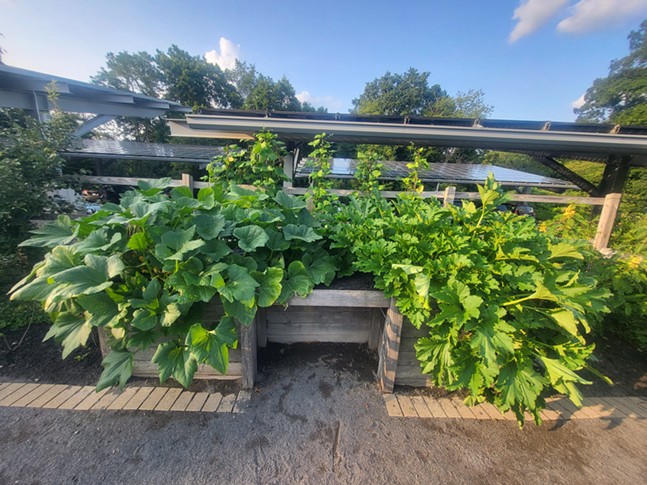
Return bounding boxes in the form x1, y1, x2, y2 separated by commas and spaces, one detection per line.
127, 232, 149, 251
274, 191, 307, 210
283, 224, 321, 243
186, 323, 230, 374
19, 216, 79, 248
132, 309, 159, 331
302, 251, 336, 286
137, 177, 173, 195
233, 225, 269, 252
222, 299, 256, 325
44, 312, 93, 359
193, 213, 226, 240
152, 341, 198, 388
96, 351, 133, 391
253, 267, 284, 307
278, 261, 315, 303
77, 293, 120, 327
219, 264, 259, 304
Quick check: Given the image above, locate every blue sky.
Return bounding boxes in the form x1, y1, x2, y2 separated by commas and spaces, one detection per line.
1, 0, 646, 121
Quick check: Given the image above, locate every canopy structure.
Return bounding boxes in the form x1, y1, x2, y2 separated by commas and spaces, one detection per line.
64, 139, 222, 164
169, 109, 647, 196
0, 64, 190, 136
295, 159, 576, 190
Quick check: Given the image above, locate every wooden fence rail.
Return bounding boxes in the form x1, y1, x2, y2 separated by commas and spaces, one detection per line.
76, 173, 619, 251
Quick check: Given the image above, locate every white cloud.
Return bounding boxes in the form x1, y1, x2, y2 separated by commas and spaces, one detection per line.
509, 0, 569, 43
296, 91, 344, 112
557, 0, 647, 34
204, 37, 240, 70
571, 93, 586, 109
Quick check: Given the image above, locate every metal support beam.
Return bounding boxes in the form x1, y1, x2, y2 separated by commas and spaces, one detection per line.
598, 155, 631, 195
534, 156, 600, 195
73, 115, 116, 137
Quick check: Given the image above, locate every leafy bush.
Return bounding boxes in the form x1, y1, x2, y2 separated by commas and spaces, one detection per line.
329, 177, 610, 426
10, 180, 338, 390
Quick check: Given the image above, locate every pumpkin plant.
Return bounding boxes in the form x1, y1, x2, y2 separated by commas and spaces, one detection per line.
10, 179, 338, 390
329, 175, 611, 426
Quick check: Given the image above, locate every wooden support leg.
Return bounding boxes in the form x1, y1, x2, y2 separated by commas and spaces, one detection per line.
368, 308, 384, 350
256, 308, 267, 348
377, 298, 404, 393
240, 317, 257, 389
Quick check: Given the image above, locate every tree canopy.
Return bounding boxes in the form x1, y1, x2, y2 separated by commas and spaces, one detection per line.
575, 20, 647, 125
351, 68, 492, 119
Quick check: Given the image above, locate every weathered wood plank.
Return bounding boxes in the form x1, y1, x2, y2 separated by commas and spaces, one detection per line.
286, 290, 389, 308
121, 387, 154, 410
368, 308, 384, 350
185, 392, 210, 412
42, 385, 82, 409
202, 392, 222, 412
28, 384, 70, 408
169, 392, 196, 412
240, 317, 257, 389
593, 193, 622, 250
139, 388, 169, 411
106, 387, 140, 410
265, 307, 373, 325
217, 393, 237, 413
378, 298, 404, 393
256, 307, 268, 348
11, 384, 54, 407
57, 386, 96, 410
154, 388, 182, 411
132, 361, 242, 379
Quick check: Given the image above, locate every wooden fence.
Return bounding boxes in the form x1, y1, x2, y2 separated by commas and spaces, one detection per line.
77, 174, 621, 251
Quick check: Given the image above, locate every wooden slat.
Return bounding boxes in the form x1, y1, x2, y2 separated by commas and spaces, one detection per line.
0, 384, 40, 406
170, 392, 196, 412
217, 393, 236, 413
121, 387, 154, 410
368, 308, 384, 350
106, 387, 140, 410
132, 361, 242, 379
397, 395, 418, 417
28, 384, 70, 408
0, 383, 28, 405
57, 386, 97, 410
265, 308, 373, 325
593, 193, 622, 250
186, 392, 210, 412
383, 394, 403, 417
410, 396, 432, 418
91, 390, 121, 410
422, 396, 448, 418
201, 393, 223, 412
75, 388, 110, 410
42, 385, 84, 409
256, 307, 268, 348
378, 298, 404, 393
240, 317, 257, 389
154, 388, 182, 411
286, 290, 389, 308
139, 388, 169, 411
11, 384, 55, 407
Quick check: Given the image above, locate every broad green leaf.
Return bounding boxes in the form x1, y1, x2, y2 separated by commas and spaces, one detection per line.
540, 357, 591, 388
283, 224, 321, 243
274, 191, 307, 210
137, 177, 173, 195
19, 216, 79, 248
53, 265, 112, 296
549, 310, 580, 337
161, 226, 195, 250
186, 323, 229, 374
152, 341, 198, 388
77, 293, 120, 327
219, 265, 259, 304
215, 316, 239, 346
302, 252, 337, 286
233, 225, 269, 252
222, 299, 256, 325
548, 242, 584, 261
132, 309, 158, 331
9, 276, 52, 302
75, 230, 123, 255
44, 312, 93, 359
278, 261, 315, 303
127, 232, 149, 251
143, 278, 161, 302
96, 351, 133, 391
253, 267, 284, 307
265, 228, 290, 251
193, 213, 225, 240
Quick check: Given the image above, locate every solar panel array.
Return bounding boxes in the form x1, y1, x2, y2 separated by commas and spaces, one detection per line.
65, 140, 223, 163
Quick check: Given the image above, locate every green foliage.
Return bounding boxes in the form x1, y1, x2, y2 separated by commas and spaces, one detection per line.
575, 20, 647, 124
11, 178, 339, 391
329, 176, 610, 426
206, 132, 287, 191
402, 147, 429, 194
306, 133, 334, 212
354, 150, 383, 194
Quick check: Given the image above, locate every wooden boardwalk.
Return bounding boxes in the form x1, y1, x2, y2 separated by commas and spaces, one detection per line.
0, 382, 251, 414
384, 394, 647, 421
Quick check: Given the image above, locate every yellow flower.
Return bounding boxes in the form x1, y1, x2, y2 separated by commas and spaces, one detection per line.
626, 255, 644, 270
538, 222, 547, 233
562, 205, 577, 220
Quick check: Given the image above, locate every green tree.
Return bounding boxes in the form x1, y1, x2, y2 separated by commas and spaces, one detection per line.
575, 20, 647, 124
352, 68, 452, 116
155, 45, 242, 110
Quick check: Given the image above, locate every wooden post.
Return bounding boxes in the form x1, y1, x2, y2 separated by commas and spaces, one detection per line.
239, 317, 257, 389
593, 193, 622, 251
443, 186, 456, 206
368, 308, 383, 350
256, 308, 267, 348
283, 152, 294, 189
377, 298, 404, 393
181, 173, 194, 191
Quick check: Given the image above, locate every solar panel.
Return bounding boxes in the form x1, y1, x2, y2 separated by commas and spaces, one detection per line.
64, 140, 223, 163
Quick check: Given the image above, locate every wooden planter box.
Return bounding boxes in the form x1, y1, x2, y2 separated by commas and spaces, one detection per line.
98, 289, 431, 392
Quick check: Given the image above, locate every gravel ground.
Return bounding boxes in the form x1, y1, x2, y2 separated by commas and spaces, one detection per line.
1, 340, 646, 485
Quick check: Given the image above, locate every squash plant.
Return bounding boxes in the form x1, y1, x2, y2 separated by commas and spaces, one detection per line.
10, 179, 338, 390
330, 176, 611, 426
